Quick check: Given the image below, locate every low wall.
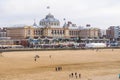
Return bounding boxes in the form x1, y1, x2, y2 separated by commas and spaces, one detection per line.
0, 47, 120, 52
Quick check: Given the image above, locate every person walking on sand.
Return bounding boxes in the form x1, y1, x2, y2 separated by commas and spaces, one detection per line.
71, 73, 73, 78
34, 55, 39, 62
49, 55, 51, 58
75, 72, 77, 76
55, 67, 57, 71
79, 73, 81, 78
75, 75, 78, 79
34, 57, 37, 61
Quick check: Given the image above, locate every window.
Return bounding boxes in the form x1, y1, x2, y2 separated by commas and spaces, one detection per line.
69, 31, 71, 35
28, 30, 30, 35
60, 30, 62, 34
40, 23, 41, 25
51, 22, 53, 25
54, 23, 56, 25
51, 30, 54, 34
55, 30, 56, 34
39, 31, 41, 35
63, 30, 65, 34
57, 30, 59, 34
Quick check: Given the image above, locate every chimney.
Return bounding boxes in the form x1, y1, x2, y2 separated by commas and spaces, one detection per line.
86, 24, 91, 27
67, 21, 72, 27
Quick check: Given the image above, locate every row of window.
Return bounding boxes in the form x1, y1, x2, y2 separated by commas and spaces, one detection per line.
33, 30, 99, 37
51, 30, 80, 35
69, 31, 79, 35
51, 30, 64, 34
40, 22, 59, 26
34, 30, 43, 35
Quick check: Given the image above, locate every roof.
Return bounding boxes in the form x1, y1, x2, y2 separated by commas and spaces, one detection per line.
40, 13, 60, 23
69, 26, 79, 29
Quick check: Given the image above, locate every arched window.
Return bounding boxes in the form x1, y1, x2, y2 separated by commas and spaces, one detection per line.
55, 30, 56, 34
69, 31, 71, 35
44, 22, 45, 25
51, 30, 53, 34
63, 30, 65, 34
39, 31, 41, 35
35, 30, 37, 35
51, 22, 53, 25
40, 23, 41, 25
57, 30, 59, 34
60, 30, 62, 34
42, 22, 44, 25
54, 23, 56, 26
28, 30, 30, 35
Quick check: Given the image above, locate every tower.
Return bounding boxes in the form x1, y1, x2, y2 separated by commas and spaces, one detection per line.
33, 19, 37, 27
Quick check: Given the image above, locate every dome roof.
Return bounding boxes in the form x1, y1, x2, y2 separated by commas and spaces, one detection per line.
39, 13, 60, 26
45, 13, 54, 19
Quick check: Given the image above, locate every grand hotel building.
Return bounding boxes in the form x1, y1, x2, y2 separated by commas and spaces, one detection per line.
6, 13, 101, 40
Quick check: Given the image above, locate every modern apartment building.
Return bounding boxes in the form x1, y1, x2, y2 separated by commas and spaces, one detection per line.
106, 26, 120, 39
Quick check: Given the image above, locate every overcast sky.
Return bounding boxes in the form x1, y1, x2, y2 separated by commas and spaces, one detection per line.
0, 0, 120, 29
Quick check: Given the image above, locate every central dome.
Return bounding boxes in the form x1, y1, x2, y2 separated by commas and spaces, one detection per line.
39, 13, 60, 27
45, 13, 54, 19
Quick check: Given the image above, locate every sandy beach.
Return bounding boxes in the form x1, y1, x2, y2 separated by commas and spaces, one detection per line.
0, 49, 120, 80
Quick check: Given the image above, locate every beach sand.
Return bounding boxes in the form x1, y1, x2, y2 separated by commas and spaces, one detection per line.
0, 49, 120, 80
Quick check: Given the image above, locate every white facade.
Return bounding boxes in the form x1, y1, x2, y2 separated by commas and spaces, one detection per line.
85, 43, 106, 48
0, 28, 7, 37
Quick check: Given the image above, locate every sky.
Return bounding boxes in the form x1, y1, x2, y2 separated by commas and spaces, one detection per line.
0, 0, 120, 29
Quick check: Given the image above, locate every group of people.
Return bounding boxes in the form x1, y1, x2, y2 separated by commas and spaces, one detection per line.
55, 66, 62, 71
34, 55, 52, 62
69, 72, 81, 79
